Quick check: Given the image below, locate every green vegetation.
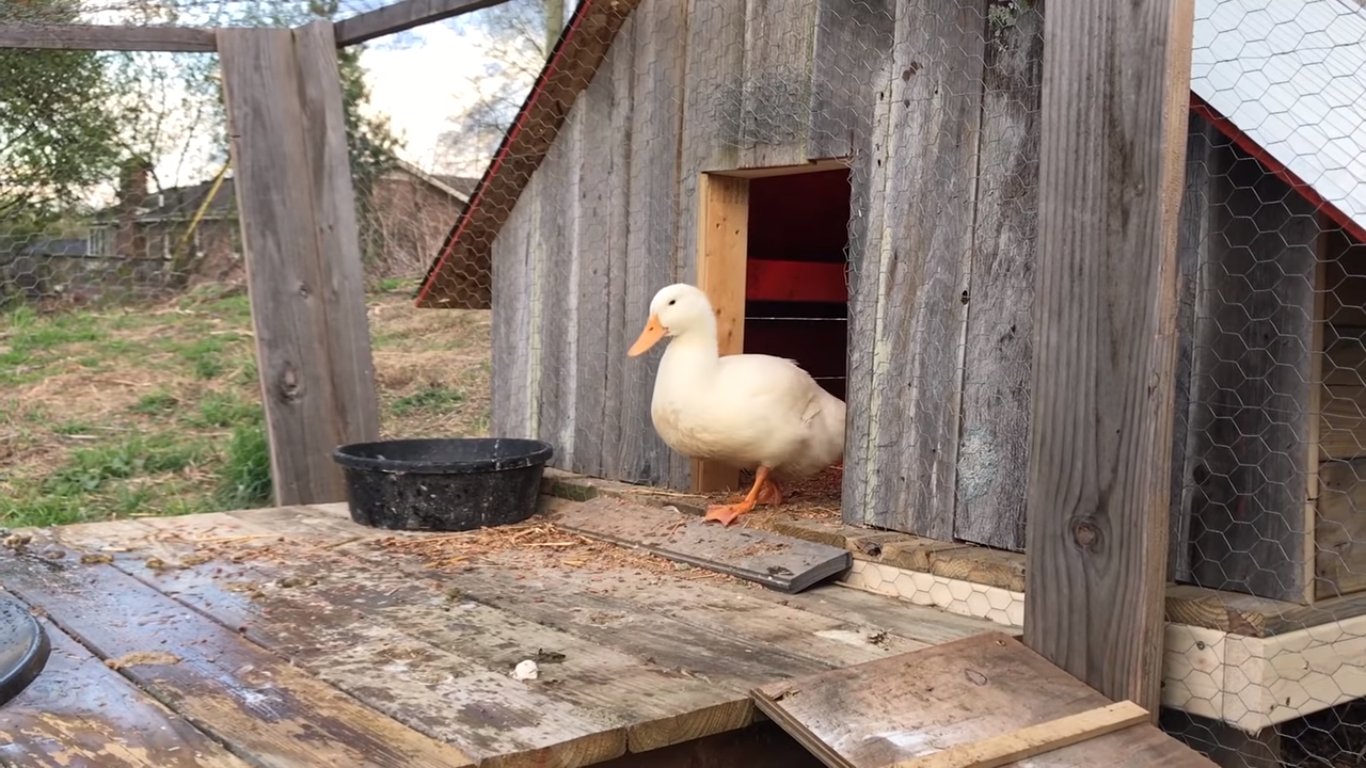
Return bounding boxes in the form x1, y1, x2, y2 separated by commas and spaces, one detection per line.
0, 289, 491, 530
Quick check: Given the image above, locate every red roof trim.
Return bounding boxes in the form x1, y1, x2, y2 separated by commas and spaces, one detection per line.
1189, 91, 1366, 244
413, 0, 602, 308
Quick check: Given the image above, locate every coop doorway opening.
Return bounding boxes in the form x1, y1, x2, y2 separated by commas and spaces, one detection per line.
693, 164, 851, 509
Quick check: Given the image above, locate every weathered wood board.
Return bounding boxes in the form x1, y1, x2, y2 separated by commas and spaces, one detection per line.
953, 3, 1043, 552
1, 500, 999, 768
0, 557, 477, 768
750, 633, 1218, 768
806, 0, 894, 161
0, 610, 250, 768
858, 0, 985, 539
549, 497, 852, 592
1023, 0, 1194, 715
217, 26, 379, 507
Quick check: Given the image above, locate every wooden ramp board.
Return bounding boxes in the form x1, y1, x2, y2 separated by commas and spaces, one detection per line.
548, 496, 853, 593
751, 632, 1220, 768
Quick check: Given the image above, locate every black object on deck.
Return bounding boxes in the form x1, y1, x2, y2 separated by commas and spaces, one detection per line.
0, 594, 50, 706
332, 438, 554, 532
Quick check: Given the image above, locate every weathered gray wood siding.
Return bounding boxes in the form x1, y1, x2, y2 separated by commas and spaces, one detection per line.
493, 0, 1313, 580
489, 0, 829, 489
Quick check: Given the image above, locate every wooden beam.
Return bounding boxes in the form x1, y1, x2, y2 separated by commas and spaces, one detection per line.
889, 701, 1150, 768
219, 25, 380, 506
1023, 0, 1195, 721
333, 0, 508, 46
692, 173, 749, 494
0, 23, 216, 51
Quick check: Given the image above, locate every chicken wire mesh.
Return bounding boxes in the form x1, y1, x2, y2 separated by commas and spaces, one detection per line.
1162, 0, 1366, 766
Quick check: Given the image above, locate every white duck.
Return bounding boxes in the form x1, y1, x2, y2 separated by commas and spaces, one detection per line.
627, 283, 846, 527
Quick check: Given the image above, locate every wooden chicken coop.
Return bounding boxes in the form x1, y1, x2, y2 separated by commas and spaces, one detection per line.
413, 0, 1366, 758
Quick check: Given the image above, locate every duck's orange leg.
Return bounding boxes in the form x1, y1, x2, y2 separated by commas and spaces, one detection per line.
724, 476, 783, 506
705, 466, 772, 527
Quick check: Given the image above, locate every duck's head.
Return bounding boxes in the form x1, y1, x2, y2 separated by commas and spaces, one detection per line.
627, 283, 715, 357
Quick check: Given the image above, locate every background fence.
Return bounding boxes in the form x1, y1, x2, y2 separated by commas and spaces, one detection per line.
3, 0, 1366, 765
0, 0, 540, 527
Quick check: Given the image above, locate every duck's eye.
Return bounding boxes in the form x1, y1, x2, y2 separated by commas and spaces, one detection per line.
668, 299, 676, 306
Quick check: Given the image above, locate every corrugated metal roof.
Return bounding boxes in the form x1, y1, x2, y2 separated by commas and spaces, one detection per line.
1192, 0, 1366, 232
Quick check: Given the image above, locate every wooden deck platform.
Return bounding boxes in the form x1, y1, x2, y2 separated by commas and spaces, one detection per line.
0, 498, 1001, 768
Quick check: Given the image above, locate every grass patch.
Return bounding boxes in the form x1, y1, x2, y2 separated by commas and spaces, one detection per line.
179, 337, 229, 380
1, 290, 489, 529
214, 422, 272, 510
188, 392, 262, 429
43, 434, 210, 497
132, 391, 180, 416
391, 385, 464, 417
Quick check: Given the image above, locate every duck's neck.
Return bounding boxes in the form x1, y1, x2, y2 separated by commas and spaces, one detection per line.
656, 325, 721, 394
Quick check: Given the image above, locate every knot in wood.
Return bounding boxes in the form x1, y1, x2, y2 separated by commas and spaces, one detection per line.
297, 282, 311, 299
1069, 516, 1103, 552
278, 366, 302, 402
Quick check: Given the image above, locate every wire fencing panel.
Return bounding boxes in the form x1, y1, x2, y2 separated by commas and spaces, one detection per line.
1163, 0, 1366, 765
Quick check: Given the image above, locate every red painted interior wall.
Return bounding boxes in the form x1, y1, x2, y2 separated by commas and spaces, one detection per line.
743, 168, 851, 401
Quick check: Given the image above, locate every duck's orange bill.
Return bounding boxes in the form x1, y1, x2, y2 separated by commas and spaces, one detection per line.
628, 314, 665, 357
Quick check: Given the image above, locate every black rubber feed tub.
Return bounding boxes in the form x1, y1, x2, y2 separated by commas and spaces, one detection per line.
332, 438, 554, 532
0, 594, 50, 706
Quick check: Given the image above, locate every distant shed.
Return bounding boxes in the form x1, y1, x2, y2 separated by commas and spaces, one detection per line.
416, 0, 1366, 606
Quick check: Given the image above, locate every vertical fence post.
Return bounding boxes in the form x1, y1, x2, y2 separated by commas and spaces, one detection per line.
218, 23, 380, 507
1023, 0, 1195, 718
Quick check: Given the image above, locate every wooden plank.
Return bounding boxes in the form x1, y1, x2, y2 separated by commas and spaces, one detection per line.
1171, 114, 1218, 583
0, 23, 216, 51
534, 101, 580, 470
952, 2, 1042, 552
1023, 0, 1194, 717
0, 612, 250, 768
860, 0, 985, 538
0, 556, 477, 768
489, 174, 538, 439
571, 41, 622, 479
764, 513, 1026, 593
692, 173, 749, 493
550, 497, 851, 592
806, 0, 893, 161
333, 0, 508, 46
1165, 583, 1366, 637
254, 503, 935, 682
833, 0, 895, 532
737, 0, 818, 169
1183, 139, 1319, 603
219, 28, 365, 505
620, 0, 691, 490
1313, 459, 1366, 598
293, 20, 382, 450
745, 259, 848, 303
890, 701, 1150, 768
599, 21, 635, 480
750, 633, 1217, 768
56, 516, 746, 762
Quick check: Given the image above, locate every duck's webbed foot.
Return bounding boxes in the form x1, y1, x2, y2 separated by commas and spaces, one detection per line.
705, 466, 773, 527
